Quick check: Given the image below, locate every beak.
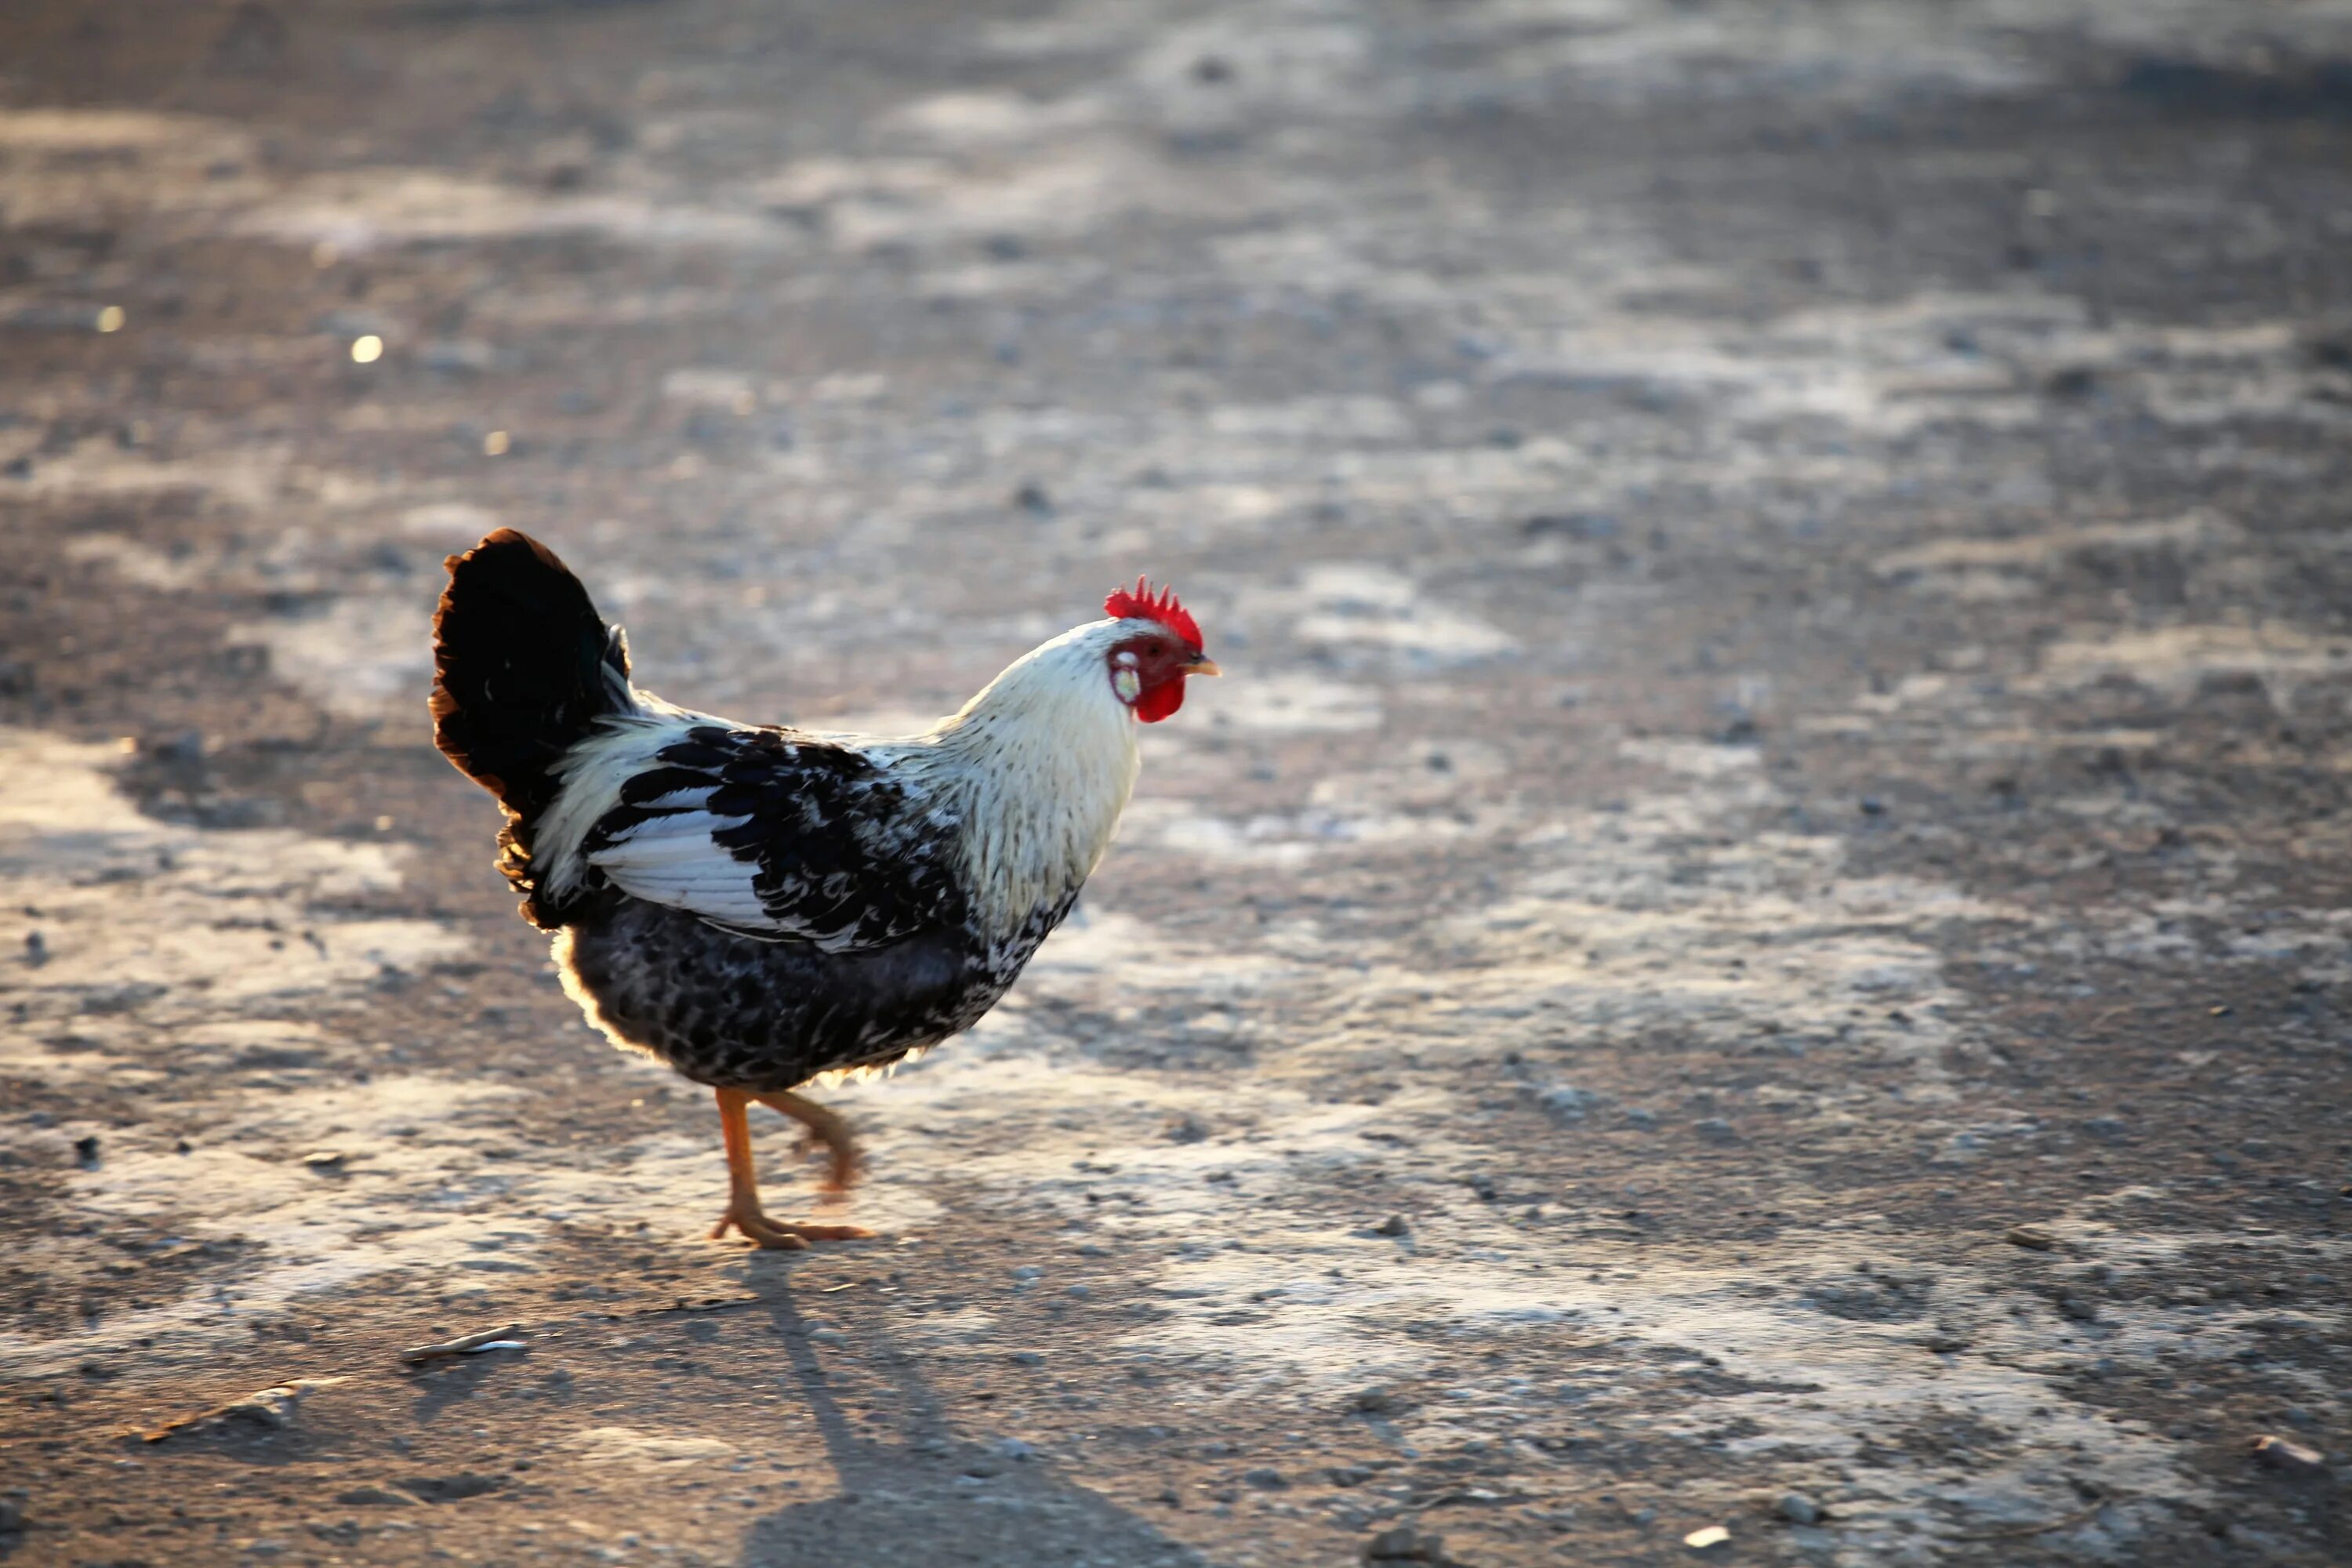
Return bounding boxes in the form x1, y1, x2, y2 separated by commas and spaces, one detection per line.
1182, 657, 1221, 677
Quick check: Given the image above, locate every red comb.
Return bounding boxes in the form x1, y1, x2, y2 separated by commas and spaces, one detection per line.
1104, 575, 1202, 652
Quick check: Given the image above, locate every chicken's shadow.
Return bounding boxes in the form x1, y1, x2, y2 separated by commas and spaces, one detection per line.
737, 1268, 1218, 1568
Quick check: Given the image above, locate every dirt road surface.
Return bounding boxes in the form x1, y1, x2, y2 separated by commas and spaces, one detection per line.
4, 2, 2350, 1564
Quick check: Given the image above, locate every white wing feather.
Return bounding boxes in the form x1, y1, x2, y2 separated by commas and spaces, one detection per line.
588, 808, 771, 929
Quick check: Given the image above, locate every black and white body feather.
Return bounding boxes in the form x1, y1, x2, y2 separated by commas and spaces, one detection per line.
431, 531, 1145, 1092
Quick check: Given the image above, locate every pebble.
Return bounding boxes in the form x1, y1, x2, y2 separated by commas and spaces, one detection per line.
1372, 1214, 1411, 1238
2003, 1224, 2057, 1250
1776, 1492, 1821, 1525
1362, 1524, 1452, 1564
1534, 1084, 1599, 1121
1684, 1524, 1731, 1549
1351, 1386, 1399, 1415
2250, 1435, 2326, 1475
1011, 1350, 1044, 1367
1693, 1118, 1738, 1144
1243, 1467, 1287, 1489
73, 1134, 100, 1168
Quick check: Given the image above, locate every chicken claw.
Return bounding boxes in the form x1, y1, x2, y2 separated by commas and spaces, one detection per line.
708, 1203, 873, 1251
710, 1087, 874, 1250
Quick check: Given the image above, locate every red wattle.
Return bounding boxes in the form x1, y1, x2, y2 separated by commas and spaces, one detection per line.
1134, 676, 1185, 724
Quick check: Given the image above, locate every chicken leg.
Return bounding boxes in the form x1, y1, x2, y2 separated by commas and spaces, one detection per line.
708, 1087, 874, 1250
753, 1087, 863, 1195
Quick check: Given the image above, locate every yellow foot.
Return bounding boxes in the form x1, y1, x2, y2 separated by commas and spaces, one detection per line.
709, 1203, 874, 1251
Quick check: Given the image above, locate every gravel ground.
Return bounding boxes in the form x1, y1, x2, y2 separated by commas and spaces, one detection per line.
3, 2, 2350, 1565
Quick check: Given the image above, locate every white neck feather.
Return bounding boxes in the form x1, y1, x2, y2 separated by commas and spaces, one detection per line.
900, 619, 1141, 938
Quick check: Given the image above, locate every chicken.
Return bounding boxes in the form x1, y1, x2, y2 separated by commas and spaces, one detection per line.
428, 530, 1217, 1249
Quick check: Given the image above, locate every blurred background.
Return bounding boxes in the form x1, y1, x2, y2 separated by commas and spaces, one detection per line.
4, 3, 2350, 1566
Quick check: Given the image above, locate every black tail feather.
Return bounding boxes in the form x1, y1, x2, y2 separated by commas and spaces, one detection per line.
430, 530, 630, 923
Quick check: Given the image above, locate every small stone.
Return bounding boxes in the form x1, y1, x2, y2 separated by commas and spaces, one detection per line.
399, 1472, 503, 1503
1624, 1108, 1659, 1130
1683, 1524, 1731, 1549
1776, 1492, 1821, 1525
333, 1486, 416, 1507
1011, 1350, 1044, 1367
301, 1150, 345, 1169
991, 1437, 1035, 1461
73, 1134, 100, 1167
0, 1491, 24, 1534
216, 1383, 318, 1432
2044, 365, 2099, 398
1243, 1466, 1287, 1489
23, 931, 45, 965
1693, 1118, 1737, 1144
2004, 1224, 2057, 1250
1363, 1524, 1450, 1563
1164, 1113, 1207, 1143
1534, 1085, 1598, 1121
1372, 1214, 1411, 1238
2250, 1435, 2326, 1475
2056, 1292, 2100, 1323
1351, 1385, 1399, 1415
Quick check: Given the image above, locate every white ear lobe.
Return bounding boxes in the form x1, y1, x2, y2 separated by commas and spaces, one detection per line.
1113, 668, 1142, 702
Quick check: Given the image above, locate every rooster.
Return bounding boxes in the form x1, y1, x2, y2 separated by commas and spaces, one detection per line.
429, 531, 1217, 1248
